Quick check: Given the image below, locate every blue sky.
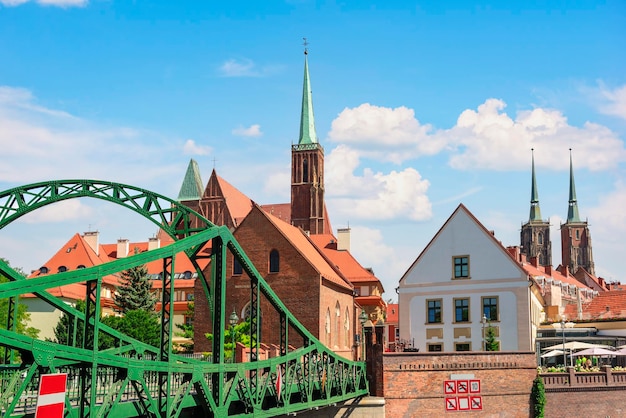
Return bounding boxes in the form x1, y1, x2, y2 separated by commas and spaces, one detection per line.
0, 0, 625, 300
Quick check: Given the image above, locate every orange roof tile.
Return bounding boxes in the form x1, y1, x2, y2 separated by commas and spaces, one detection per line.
309, 234, 383, 288
216, 174, 253, 225
522, 261, 591, 290
563, 290, 626, 320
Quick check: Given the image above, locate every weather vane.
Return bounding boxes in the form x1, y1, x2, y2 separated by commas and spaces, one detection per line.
303, 37, 308, 55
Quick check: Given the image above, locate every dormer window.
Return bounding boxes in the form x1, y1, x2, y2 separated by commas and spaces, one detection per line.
183, 270, 192, 279
77, 265, 86, 269
58, 266, 67, 273
39, 266, 49, 274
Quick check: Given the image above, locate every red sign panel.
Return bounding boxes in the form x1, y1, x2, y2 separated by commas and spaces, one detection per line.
471, 396, 483, 410
444, 380, 457, 394
36, 373, 67, 418
456, 380, 469, 394
458, 396, 470, 411
470, 379, 481, 393
445, 397, 458, 411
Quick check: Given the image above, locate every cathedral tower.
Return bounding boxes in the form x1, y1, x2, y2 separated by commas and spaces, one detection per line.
520, 149, 552, 266
560, 150, 595, 275
291, 47, 326, 235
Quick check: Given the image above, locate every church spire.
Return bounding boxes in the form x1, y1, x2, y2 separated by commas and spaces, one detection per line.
298, 39, 318, 146
567, 149, 581, 223
529, 149, 542, 222
177, 158, 203, 201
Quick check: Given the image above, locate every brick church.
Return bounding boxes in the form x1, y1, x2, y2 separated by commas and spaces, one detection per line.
181, 49, 386, 359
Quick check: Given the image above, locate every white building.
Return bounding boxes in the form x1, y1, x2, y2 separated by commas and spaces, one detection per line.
398, 204, 542, 352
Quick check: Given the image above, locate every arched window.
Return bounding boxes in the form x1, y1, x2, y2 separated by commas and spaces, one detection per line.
334, 302, 341, 347
303, 158, 309, 182
325, 308, 331, 346
269, 250, 280, 273
575, 230, 580, 240
538, 232, 543, 245
58, 266, 67, 273
344, 307, 350, 348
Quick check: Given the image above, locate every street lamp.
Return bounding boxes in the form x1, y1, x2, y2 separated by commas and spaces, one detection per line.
481, 314, 487, 351
359, 309, 368, 361
229, 309, 239, 363
560, 319, 568, 367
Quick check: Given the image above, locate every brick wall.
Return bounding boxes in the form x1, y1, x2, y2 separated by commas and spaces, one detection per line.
383, 352, 536, 417
545, 389, 626, 417
194, 206, 353, 355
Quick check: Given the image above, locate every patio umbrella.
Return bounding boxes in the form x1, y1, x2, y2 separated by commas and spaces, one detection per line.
540, 349, 564, 358
571, 347, 617, 357
542, 341, 612, 351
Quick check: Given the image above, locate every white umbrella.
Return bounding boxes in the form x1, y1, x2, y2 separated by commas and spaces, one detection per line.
541, 349, 564, 358
542, 341, 612, 351
571, 347, 617, 357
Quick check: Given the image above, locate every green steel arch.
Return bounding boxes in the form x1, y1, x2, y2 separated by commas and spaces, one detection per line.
0, 180, 368, 417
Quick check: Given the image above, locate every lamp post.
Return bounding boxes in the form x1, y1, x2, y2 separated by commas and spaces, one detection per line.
560, 319, 567, 367
229, 309, 239, 363
481, 314, 487, 351
359, 309, 368, 361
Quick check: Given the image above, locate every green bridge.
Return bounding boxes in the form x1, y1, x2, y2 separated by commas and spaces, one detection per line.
0, 180, 368, 417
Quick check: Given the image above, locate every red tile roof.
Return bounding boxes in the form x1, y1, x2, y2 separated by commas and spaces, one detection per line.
563, 290, 626, 320
215, 174, 253, 226
309, 234, 382, 286
386, 303, 399, 324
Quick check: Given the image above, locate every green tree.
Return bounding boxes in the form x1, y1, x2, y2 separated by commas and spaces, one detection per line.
114, 263, 156, 313
485, 323, 499, 351
102, 309, 161, 347
1, 259, 39, 363
205, 318, 251, 361
53, 299, 86, 346
531, 375, 546, 417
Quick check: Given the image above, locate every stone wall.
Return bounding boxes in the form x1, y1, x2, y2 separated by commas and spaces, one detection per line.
383, 352, 536, 417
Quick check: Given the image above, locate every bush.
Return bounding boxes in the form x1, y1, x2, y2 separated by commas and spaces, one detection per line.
531, 375, 546, 418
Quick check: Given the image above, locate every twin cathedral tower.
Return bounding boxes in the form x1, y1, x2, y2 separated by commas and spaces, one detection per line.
520, 149, 595, 276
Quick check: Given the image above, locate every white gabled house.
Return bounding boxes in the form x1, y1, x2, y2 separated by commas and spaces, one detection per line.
398, 204, 542, 352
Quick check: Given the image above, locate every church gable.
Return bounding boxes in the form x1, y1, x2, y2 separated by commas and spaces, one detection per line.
401, 204, 524, 286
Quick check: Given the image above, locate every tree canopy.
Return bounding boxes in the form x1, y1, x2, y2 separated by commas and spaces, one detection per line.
114, 263, 156, 313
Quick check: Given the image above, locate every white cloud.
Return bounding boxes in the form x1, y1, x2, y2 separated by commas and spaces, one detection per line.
182, 139, 212, 156
232, 124, 262, 137
218, 59, 259, 77
328, 99, 626, 171
19, 199, 93, 223
326, 145, 432, 221
328, 103, 442, 163
597, 83, 626, 120
446, 99, 626, 171
0, 0, 87, 7
0, 85, 181, 188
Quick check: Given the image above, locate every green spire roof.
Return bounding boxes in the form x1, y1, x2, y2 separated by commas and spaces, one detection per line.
177, 159, 204, 201
529, 149, 542, 222
567, 149, 581, 223
298, 51, 318, 145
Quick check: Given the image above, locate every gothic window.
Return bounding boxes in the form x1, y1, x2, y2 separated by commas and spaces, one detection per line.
344, 307, 350, 348
538, 232, 543, 245
575, 230, 580, 240
325, 308, 331, 345
269, 249, 279, 273
334, 302, 341, 347
303, 158, 308, 182
233, 257, 243, 275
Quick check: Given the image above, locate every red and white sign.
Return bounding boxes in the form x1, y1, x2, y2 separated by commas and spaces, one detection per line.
275, 365, 283, 401
471, 396, 483, 410
469, 379, 481, 393
36, 373, 67, 418
456, 380, 469, 394
445, 397, 457, 411
458, 396, 470, 411
444, 380, 457, 394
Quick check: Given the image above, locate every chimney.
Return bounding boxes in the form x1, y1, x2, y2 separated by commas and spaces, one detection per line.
83, 231, 99, 256
506, 246, 521, 262
148, 237, 160, 251
544, 265, 552, 276
117, 239, 129, 258
337, 227, 351, 251
530, 256, 539, 268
